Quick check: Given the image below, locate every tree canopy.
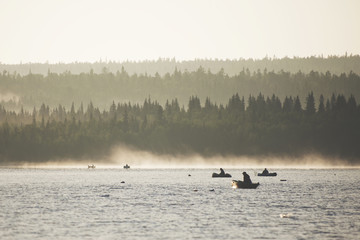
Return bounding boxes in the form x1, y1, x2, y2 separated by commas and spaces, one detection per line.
1, 92, 359, 165
1, 65, 360, 113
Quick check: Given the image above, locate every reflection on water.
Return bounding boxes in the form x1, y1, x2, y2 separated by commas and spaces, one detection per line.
0, 168, 359, 239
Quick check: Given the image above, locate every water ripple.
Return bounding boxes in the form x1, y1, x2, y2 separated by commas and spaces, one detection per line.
0, 168, 359, 239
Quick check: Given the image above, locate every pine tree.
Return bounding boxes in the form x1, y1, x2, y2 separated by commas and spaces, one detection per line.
294, 96, 302, 112
318, 94, 325, 113
305, 91, 316, 114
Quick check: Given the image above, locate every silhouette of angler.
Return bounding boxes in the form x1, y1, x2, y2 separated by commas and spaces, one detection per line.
243, 172, 252, 184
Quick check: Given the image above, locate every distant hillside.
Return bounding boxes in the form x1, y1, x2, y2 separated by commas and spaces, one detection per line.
0, 67, 359, 112
1, 55, 360, 76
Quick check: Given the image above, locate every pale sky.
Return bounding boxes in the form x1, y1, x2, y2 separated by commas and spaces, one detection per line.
0, 0, 359, 63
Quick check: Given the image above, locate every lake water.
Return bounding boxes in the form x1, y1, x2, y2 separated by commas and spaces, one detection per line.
0, 168, 359, 239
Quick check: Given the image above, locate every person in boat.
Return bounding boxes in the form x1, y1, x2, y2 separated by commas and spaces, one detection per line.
220, 168, 225, 175
243, 172, 252, 184
262, 168, 269, 175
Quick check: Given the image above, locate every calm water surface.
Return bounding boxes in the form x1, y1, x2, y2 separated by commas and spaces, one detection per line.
0, 168, 359, 239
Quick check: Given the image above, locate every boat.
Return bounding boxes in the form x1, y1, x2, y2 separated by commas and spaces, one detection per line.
232, 180, 260, 189
212, 168, 231, 178
212, 172, 232, 178
123, 164, 130, 169
88, 164, 96, 169
257, 172, 277, 176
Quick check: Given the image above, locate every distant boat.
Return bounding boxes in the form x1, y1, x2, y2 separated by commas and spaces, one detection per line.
88, 164, 96, 169
123, 164, 130, 169
257, 172, 277, 177
232, 180, 260, 189
212, 168, 231, 178
212, 172, 232, 178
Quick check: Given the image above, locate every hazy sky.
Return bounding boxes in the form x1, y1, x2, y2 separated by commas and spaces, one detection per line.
0, 0, 359, 63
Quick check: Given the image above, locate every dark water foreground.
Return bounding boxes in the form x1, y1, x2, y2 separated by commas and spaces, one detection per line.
0, 168, 359, 239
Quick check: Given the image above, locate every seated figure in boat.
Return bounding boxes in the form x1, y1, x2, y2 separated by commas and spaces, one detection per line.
242, 172, 252, 184
212, 168, 231, 177
262, 168, 269, 175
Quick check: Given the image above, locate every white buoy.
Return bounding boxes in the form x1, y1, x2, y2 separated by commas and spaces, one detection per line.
280, 213, 294, 218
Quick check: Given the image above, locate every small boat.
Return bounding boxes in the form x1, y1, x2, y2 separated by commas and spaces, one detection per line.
232, 180, 260, 189
212, 168, 231, 178
212, 172, 232, 178
123, 164, 130, 169
257, 172, 277, 177
88, 164, 96, 169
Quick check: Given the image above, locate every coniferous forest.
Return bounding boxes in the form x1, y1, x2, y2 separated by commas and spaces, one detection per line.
1, 56, 360, 112
0, 91, 359, 164
1, 57, 360, 165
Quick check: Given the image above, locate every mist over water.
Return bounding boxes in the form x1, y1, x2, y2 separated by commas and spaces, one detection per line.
109, 146, 354, 168
14, 144, 356, 169
108, 142, 355, 167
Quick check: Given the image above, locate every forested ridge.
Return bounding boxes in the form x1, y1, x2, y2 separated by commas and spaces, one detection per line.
1, 55, 359, 76
1, 57, 360, 165
1, 92, 359, 164
1, 65, 360, 112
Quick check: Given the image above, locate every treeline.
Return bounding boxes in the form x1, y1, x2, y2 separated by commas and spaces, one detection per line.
1, 55, 360, 76
1, 66, 360, 112
1, 92, 359, 164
